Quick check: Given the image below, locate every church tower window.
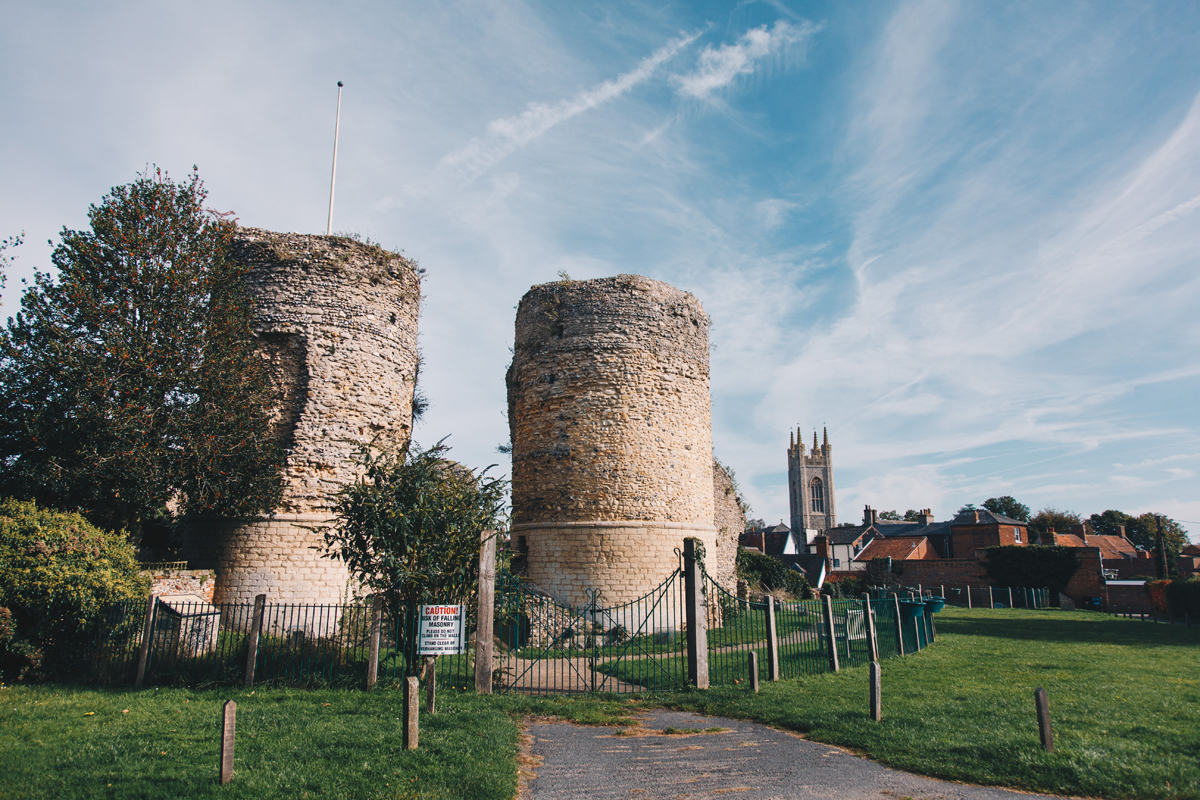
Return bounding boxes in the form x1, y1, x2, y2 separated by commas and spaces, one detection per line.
810, 478, 825, 513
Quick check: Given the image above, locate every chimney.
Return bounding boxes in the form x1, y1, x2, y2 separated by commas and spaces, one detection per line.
973, 510, 980, 524
1117, 524, 1127, 540
863, 505, 872, 525
814, 534, 829, 561
917, 508, 933, 526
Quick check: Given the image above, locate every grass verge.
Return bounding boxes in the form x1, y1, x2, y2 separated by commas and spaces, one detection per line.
3, 607, 1197, 799
654, 607, 1200, 799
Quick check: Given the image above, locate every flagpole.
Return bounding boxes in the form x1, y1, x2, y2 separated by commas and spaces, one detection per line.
326, 81, 344, 236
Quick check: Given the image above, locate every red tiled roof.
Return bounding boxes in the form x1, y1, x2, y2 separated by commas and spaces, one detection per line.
1089, 534, 1138, 559
854, 536, 935, 561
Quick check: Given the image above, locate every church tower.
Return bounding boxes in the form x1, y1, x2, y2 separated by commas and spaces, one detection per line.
787, 427, 837, 551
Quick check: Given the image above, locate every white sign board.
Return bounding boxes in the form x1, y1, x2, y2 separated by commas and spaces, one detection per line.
417, 604, 466, 655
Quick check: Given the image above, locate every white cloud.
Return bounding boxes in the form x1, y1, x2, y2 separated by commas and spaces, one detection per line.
441, 32, 700, 179
673, 21, 817, 99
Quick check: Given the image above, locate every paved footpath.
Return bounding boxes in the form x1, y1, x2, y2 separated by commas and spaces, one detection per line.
522, 710, 1077, 800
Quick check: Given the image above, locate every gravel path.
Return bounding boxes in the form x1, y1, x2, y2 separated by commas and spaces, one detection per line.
521, 709, 1077, 800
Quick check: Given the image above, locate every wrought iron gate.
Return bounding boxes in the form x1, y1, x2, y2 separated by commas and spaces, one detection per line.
492, 569, 689, 695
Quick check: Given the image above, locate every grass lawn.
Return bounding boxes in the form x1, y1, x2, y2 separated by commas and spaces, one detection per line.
3, 607, 1197, 799
658, 606, 1200, 799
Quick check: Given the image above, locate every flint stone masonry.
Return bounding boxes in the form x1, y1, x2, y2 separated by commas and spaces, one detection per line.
711, 458, 743, 593
508, 275, 715, 607
174, 230, 421, 605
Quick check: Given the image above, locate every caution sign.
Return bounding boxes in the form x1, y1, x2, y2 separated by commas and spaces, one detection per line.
417, 604, 466, 655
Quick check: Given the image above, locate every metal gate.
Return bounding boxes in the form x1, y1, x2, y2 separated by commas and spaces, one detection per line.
492, 569, 689, 694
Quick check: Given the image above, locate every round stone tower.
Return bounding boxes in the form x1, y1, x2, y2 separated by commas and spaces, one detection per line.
175, 229, 421, 604
507, 275, 715, 607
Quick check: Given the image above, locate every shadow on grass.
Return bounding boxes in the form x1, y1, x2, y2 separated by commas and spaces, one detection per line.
937, 611, 1200, 648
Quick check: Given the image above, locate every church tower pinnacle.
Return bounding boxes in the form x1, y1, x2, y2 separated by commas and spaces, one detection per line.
787, 426, 837, 552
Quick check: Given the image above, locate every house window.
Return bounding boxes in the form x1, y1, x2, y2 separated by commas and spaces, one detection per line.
810, 478, 825, 513
1014, 529, 1022, 543
833, 558, 840, 568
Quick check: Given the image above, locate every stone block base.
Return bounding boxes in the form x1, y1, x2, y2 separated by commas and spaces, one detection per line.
513, 520, 717, 608
174, 514, 354, 605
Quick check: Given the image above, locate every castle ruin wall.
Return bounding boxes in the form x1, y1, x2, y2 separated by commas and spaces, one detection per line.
508, 275, 715, 607
175, 229, 421, 605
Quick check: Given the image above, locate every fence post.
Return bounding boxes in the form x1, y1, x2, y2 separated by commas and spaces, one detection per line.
1008, 587, 1014, 608
822, 595, 840, 672
219, 700, 236, 784
988, 587, 994, 609
684, 538, 709, 689
425, 656, 436, 714
403, 676, 419, 749
1035, 687, 1054, 752
134, 594, 158, 688
869, 661, 882, 721
366, 596, 383, 690
890, 593, 905, 656
765, 596, 780, 681
748, 651, 760, 693
244, 594, 266, 689
474, 530, 497, 694
966, 585, 972, 609
862, 593, 879, 663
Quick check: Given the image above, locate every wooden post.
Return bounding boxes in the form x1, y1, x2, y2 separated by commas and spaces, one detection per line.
425, 656, 436, 714
366, 596, 383, 690
219, 700, 236, 784
891, 593, 905, 656
966, 585, 972, 609
822, 594, 840, 672
1008, 587, 1014, 608
1034, 687, 1054, 752
403, 676, 419, 749
988, 587, 994, 609
134, 594, 157, 689
862, 594, 878, 663
869, 661, 881, 722
748, 651, 760, 693
474, 530, 497, 694
244, 594, 266, 689
684, 538, 709, 689
765, 596, 779, 681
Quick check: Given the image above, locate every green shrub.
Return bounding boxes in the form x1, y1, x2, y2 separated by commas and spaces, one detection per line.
1165, 577, 1200, 617
983, 544, 1079, 592
735, 548, 811, 598
0, 498, 149, 681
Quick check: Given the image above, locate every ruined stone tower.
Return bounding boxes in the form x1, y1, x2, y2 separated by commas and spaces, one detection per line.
507, 275, 716, 607
175, 229, 422, 604
788, 427, 836, 550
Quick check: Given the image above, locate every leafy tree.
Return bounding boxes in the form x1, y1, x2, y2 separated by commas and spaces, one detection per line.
864, 556, 903, 586
903, 509, 920, 521
0, 231, 22, 293
983, 545, 1080, 592
1125, 514, 1190, 566
0, 498, 149, 681
879, 510, 901, 520
0, 169, 283, 539
322, 439, 508, 675
982, 496, 1030, 522
1088, 509, 1133, 538
955, 503, 977, 516
1027, 507, 1083, 544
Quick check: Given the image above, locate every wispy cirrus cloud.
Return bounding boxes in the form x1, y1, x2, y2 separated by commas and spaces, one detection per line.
673, 20, 817, 99
441, 32, 700, 180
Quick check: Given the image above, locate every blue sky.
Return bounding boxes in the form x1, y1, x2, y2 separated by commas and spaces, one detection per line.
2, 1, 1198, 538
